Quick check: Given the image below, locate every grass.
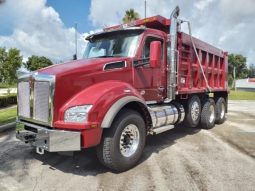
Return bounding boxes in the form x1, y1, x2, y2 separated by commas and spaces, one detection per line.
0, 83, 17, 88
0, 106, 17, 126
229, 90, 255, 100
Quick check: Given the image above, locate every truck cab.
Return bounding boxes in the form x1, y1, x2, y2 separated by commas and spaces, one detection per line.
83, 27, 167, 102
16, 7, 228, 172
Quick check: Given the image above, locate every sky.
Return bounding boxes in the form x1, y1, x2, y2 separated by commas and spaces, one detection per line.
0, 0, 254, 66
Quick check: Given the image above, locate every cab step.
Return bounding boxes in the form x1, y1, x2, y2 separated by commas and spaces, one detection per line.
149, 125, 175, 135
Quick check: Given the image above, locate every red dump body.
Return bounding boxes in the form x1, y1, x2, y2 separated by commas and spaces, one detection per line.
176, 32, 228, 94
105, 15, 228, 94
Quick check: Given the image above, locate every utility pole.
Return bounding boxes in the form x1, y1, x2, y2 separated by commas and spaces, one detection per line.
144, 0, 147, 18
73, 22, 78, 60
233, 66, 236, 91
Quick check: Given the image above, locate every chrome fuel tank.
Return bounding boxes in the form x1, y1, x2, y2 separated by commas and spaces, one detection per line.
149, 103, 185, 128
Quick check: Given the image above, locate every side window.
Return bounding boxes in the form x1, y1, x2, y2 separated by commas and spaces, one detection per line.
142, 36, 163, 59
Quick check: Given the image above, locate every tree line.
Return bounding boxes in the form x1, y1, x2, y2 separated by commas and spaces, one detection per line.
0, 47, 53, 85
0, 46, 254, 86
228, 54, 255, 87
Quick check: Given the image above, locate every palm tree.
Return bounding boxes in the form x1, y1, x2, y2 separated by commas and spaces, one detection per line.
122, 9, 140, 23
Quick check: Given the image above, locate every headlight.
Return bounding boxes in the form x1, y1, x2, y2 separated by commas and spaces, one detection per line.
64, 105, 92, 123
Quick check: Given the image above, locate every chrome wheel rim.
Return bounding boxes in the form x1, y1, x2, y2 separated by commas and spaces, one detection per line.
209, 105, 215, 123
220, 103, 225, 119
191, 101, 200, 121
120, 124, 140, 157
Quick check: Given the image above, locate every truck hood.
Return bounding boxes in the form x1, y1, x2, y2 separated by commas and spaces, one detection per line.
37, 57, 132, 123
38, 57, 128, 77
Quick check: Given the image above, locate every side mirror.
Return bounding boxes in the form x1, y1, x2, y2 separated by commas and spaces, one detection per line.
150, 41, 161, 68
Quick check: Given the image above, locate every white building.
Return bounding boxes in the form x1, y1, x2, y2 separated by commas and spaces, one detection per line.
236, 78, 255, 92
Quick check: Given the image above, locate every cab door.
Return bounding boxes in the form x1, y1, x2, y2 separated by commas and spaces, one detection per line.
133, 35, 165, 101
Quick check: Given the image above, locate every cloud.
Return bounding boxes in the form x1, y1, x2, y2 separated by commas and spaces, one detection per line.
0, 0, 87, 62
89, 0, 255, 65
0, 0, 254, 66
194, 0, 215, 11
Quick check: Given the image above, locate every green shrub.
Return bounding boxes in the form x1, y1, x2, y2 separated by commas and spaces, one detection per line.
0, 83, 17, 88
0, 94, 17, 108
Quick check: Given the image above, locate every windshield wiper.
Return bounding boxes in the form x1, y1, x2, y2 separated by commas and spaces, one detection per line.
92, 55, 122, 58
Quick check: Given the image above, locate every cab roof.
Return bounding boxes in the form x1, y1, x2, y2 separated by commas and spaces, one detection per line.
104, 15, 171, 33
85, 27, 145, 41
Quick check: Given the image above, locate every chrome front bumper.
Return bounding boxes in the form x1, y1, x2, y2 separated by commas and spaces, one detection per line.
16, 121, 81, 153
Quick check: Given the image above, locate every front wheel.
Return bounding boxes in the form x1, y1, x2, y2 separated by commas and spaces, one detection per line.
96, 109, 146, 172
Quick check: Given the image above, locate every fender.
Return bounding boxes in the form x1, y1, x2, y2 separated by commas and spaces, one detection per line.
101, 96, 147, 128
56, 80, 148, 129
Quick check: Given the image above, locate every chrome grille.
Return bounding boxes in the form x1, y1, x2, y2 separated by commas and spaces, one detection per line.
18, 82, 30, 118
17, 73, 55, 126
34, 81, 50, 123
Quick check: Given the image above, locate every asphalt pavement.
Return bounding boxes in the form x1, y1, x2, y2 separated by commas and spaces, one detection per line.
0, 100, 254, 191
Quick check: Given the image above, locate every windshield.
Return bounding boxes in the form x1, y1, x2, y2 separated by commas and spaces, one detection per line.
83, 29, 143, 59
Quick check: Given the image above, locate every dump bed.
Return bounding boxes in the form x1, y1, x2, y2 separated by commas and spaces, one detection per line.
176, 32, 228, 94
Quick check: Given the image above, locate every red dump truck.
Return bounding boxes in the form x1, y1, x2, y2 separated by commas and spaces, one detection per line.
16, 7, 228, 172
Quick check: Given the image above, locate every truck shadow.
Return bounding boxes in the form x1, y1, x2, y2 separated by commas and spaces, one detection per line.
33, 125, 201, 176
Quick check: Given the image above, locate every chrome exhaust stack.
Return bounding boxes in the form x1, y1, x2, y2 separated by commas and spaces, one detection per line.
167, 6, 180, 101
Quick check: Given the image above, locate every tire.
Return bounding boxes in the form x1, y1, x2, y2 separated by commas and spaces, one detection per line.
183, 95, 201, 127
215, 97, 226, 124
200, 98, 216, 129
171, 101, 183, 122
96, 109, 146, 172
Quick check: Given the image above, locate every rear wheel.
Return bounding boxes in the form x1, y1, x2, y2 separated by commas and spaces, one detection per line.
183, 95, 201, 127
96, 109, 146, 172
200, 98, 216, 129
215, 97, 226, 124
